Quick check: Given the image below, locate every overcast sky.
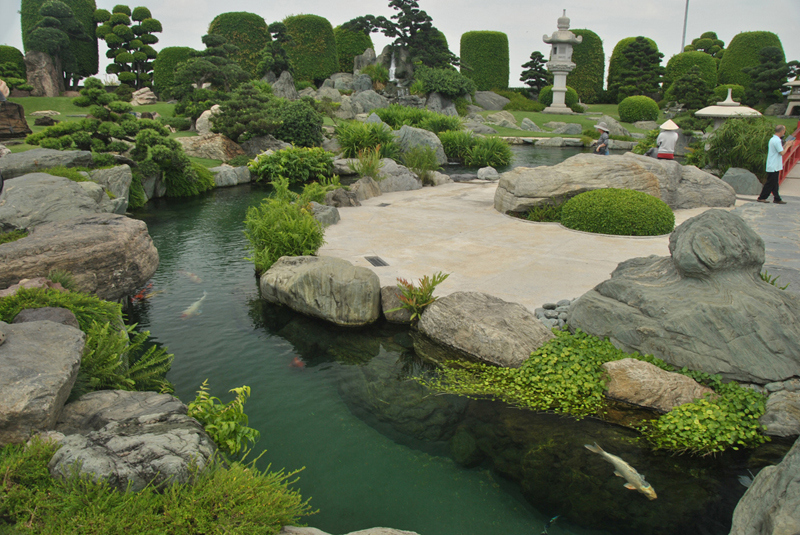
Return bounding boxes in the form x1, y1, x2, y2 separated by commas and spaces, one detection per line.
1, 0, 798, 88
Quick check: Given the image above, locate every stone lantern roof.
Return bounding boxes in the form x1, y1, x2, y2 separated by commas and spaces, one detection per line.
695, 88, 761, 129
543, 10, 583, 46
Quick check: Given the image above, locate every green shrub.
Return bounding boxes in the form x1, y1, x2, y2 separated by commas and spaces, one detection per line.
459, 31, 509, 91
418, 114, 462, 134
334, 25, 373, 73
664, 51, 718, 98
438, 130, 476, 161
704, 115, 775, 178
0, 287, 122, 333
414, 65, 476, 98
495, 89, 545, 112
632, 128, 660, 155
335, 121, 398, 158
526, 200, 565, 222
538, 85, 582, 112
618, 95, 659, 122
208, 12, 270, 79
188, 380, 260, 456
374, 104, 460, 131
211, 82, 282, 143
0, 45, 26, 80
248, 146, 334, 184
243, 178, 326, 274
0, 230, 28, 245
606, 36, 659, 102
713, 84, 745, 102
274, 98, 324, 147
402, 146, 441, 185
283, 14, 338, 84
128, 170, 147, 209
348, 146, 385, 180
561, 188, 674, 236
361, 64, 389, 85
227, 154, 252, 167
152, 46, 195, 97
464, 137, 513, 168
157, 116, 191, 131
672, 112, 712, 133
718, 31, 784, 88
567, 29, 605, 103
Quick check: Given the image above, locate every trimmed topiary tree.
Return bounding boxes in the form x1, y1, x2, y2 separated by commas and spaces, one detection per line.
606, 36, 660, 103
208, 12, 270, 79
684, 31, 725, 60
0, 46, 27, 81
561, 189, 674, 236
152, 47, 195, 98
567, 29, 604, 103
283, 14, 338, 84
718, 31, 784, 89
334, 25, 373, 73
664, 51, 717, 99
538, 85, 581, 112
459, 31, 509, 91
618, 95, 659, 122
95, 5, 161, 90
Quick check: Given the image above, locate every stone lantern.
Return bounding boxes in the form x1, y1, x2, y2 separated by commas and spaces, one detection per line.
695, 88, 761, 130
542, 10, 582, 114
784, 78, 800, 116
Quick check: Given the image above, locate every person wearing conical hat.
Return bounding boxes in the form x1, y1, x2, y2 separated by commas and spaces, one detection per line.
655, 120, 679, 160
592, 121, 610, 155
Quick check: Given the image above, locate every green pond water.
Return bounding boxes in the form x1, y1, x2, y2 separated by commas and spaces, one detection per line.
128, 147, 790, 535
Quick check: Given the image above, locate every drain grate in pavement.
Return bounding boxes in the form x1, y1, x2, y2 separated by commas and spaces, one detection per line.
378, 203, 391, 207
365, 256, 389, 267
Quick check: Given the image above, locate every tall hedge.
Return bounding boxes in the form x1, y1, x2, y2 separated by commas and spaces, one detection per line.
606, 36, 659, 102
283, 14, 338, 84
0, 46, 26, 79
718, 31, 784, 89
664, 51, 717, 97
334, 26, 373, 73
459, 31, 509, 91
152, 46, 195, 96
208, 12, 270, 79
566, 29, 604, 103
21, 0, 98, 80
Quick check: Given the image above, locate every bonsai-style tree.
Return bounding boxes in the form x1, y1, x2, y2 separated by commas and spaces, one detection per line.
610, 36, 664, 102
741, 46, 790, 106
670, 66, 711, 110
174, 34, 249, 95
684, 31, 725, 59
520, 51, 552, 93
257, 22, 293, 79
27, 1, 91, 89
211, 83, 282, 143
95, 5, 161, 90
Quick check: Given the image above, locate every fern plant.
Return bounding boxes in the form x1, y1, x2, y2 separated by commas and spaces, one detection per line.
187, 380, 261, 456
387, 271, 450, 321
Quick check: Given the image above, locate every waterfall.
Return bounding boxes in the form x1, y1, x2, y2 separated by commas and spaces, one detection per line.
389, 51, 397, 81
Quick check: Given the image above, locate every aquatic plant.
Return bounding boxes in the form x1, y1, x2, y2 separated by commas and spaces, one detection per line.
188, 380, 261, 456
438, 130, 476, 162
463, 136, 513, 168
387, 271, 449, 321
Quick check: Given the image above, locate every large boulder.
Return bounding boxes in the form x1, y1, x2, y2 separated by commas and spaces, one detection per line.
195, 104, 220, 136
130, 87, 157, 106
593, 115, 630, 137
0, 173, 114, 231
759, 391, 800, 437
23, 50, 63, 97
729, 435, 800, 535
13, 307, 79, 329
568, 210, 800, 384
486, 111, 517, 126
473, 91, 510, 110
89, 165, 132, 214
335, 95, 361, 120
273, 71, 299, 100
351, 90, 389, 113
417, 291, 555, 368
49, 411, 215, 492
0, 213, 159, 301
240, 134, 291, 157
722, 167, 763, 196
332, 74, 355, 92
493, 152, 736, 213
176, 134, 245, 161
324, 188, 361, 207
391, 125, 447, 166
601, 358, 713, 413
0, 148, 92, 179
351, 176, 382, 201
353, 74, 373, 93
520, 118, 542, 132
260, 256, 381, 326
353, 48, 376, 74
551, 123, 583, 135
0, 102, 32, 140
426, 92, 457, 116
209, 165, 251, 187
376, 159, 422, 193
463, 122, 498, 135
0, 321, 85, 445
316, 86, 342, 103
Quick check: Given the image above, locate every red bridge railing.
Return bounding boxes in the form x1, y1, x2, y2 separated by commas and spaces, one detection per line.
779, 120, 800, 184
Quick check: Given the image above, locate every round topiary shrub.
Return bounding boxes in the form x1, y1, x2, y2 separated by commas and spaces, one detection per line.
606, 36, 659, 102
713, 84, 745, 102
459, 31, 509, 91
538, 85, 581, 112
283, 14, 338, 84
567, 29, 604, 103
664, 51, 717, 95
618, 95, 659, 123
152, 46, 195, 97
334, 25, 373, 73
718, 31, 784, 89
208, 12, 270, 79
561, 189, 675, 236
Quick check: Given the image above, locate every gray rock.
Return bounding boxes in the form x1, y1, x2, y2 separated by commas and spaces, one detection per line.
210, 165, 251, 187
784, 379, 800, 393
568, 210, 800, 384
24, 50, 63, 97
729, 435, 800, 535
544, 310, 559, 319
759, 391, 800, 437
477, 167, 499, 180
494, 153, 736, 213
298, 87, 316, 98
13, 307, 79, 329
417, 291, 555, 368
0, 213, 159, 301
351, 90, 389, 113
261, 72, 277, 84
473, 91, 510, 110
486, 111, 517, 126
543, 121, 566, 130
49, 411, 215, 492
376, 45, 414, 80
633, 121, 659, 131
353, 74, 373, 92
324, 188, 361, 207
376, 159, 422, 193
351, 176, 382, 201
551, 123, 583, 135
429, 171, 452, 186
322, 136, 341, 153
240, 134, 291, 157
494, 119, 519, 129
520, 118, 543, 132
353, 48, 376, 74
543, 303, 557, 309
309, 201, 340, 227
764, 103, 787, 116
0, 173, 114, 231
320, 79, 334, 89
0, 321, 85, 445
467, 113, 485, 123
607, 139, 638, 151
594, 115, 631, 138
563, 138, 585, 147
463, 122, 497, 135
426, 92, 458, 116
0, 148, 93, 180
534, 137, 566, 147
195, 104, 220, 136
381, 286, 413, 323
333, 73, 354, 91
557, 299, 571, 307
335, 95, 361, 120
316, 86, 342, 103
273, 71, 299, 101
391, 125, 447, 166
365, 113, 386, 125
260, 256, 381, 326
765, 382, 785, 393
333, 158, 358, 175
722, 167, 764, 196
89, 165, 132, 203
601, 358, 714, 413
0, 144, 10, 158
130, 87, 157, 106
56, 390, 187, 435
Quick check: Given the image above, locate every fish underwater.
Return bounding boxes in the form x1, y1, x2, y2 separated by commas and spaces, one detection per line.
584, 442, 657, 500
540, 515, 560, 534
290, 356, 306, 369
181, 291, 207, 318
178, 270, 203, 283
131, 282, 154, 302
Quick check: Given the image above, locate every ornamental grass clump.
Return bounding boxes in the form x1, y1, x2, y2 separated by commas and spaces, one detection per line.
560, 189, 674, 236
248, 147, 334, 185
401, 146, 442, 185
334, 121, 399, 159
348, 146, 385, 180
464, 137, 513, 168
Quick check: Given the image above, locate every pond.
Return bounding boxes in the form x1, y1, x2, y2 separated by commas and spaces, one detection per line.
128, 150, 789, 535
442, 145, 590, 176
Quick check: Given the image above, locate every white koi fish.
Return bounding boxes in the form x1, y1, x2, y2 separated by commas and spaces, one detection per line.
181, 291, 207, 318
585, 442, 657, 500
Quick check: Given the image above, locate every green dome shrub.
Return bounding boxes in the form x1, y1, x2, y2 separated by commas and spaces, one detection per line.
208, 12, 270, 79
561, 189, 674, 236
459, 31, 509, 91
718, 31, 784, 89
567, 29, 604, 103
664, 51, 717, 97
713, 84, 745, 102
0, 46, 26, 79
618, 95, 659, 122
283, 14, 338, 84
334, 25, 373, 73
538, 85, 582, 112
152, 46, 195, 96
274, 98, 323, 147
606, 36, 659, 102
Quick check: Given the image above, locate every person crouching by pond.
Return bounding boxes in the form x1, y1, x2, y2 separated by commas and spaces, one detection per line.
592, 122, 610, 155
655, 119, 680, 159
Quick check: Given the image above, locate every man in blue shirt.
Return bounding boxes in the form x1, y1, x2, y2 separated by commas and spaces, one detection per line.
758, 124, 795, 204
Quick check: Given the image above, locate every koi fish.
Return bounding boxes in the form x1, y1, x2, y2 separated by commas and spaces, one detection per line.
131, 282, 154, 302
541, 515, 560, 534
143, 289, 164, 299
290, 356, 305, 369
181, 291, 207, 318
584, 442, 657, 500
178, 270, 203, 283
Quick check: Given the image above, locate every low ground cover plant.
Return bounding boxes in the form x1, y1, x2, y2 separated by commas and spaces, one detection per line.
0, 287, 122, 332
0, 230, 28, 245
560, 189, 674, 236
249, 147, 334, 185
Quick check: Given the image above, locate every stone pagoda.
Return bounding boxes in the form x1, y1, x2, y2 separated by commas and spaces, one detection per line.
542, 10, 582, 114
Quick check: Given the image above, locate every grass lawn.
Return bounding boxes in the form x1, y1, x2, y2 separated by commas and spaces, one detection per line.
189, 157, 223, 168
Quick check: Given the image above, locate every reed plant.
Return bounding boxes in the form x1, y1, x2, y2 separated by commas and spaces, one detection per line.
401, 146, 442, 185
438, 130, 476, 161
335, 121, 398, 159
464, 137, 513, 168
348, 146, 385, 180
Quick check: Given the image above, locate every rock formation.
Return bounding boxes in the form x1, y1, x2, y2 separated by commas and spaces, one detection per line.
473, 91, 510, 110
391, 125, 447, 166
0, 148, 92, 179
176, 134, 245, 161
24, 50, 63, 97
0, 102, 33, 140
